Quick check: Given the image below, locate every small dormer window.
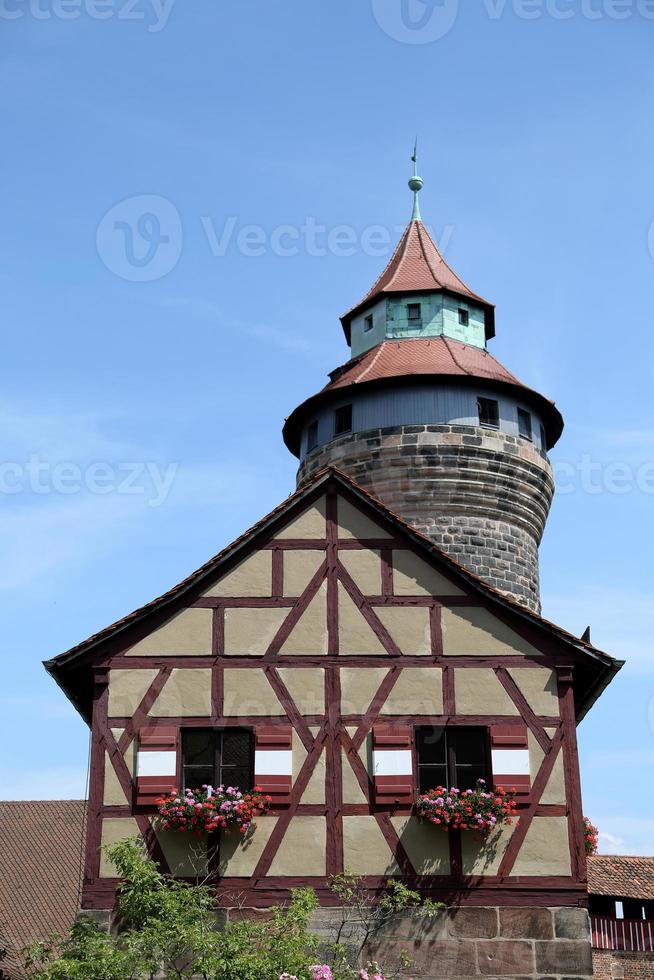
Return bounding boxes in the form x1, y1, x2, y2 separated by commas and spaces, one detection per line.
518, 408, 532, 441
364, 314, 374, 333
478, 397, 499, 429
407, 303, 422, 324
458, 308, 469, 326
307, 420, 318, 452
334, 404, 352, 436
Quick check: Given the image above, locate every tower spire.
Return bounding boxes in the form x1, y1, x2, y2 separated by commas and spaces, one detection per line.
408, 138, 424, 221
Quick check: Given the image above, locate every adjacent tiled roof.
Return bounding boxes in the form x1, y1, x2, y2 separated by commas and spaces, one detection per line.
0, 801, 85, 978
326, 336, 525, 390
588, 855, 654, 900
340, 219, 495, 340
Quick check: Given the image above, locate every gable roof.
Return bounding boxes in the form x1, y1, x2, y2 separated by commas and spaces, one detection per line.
44, 467, 622, 724
588, 855, 654, 900
0, 801, 85, 978
340, 219, 495, 342
282, 337, 564, 456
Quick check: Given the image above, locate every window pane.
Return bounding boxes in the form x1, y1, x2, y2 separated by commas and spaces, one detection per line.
416, 727, 446, 765
451, 729, 486, 766
334, 405, 352, 435
222, 730, 252, 769
478, 397, 499, 428
184, 766, 214, 791
183, 731, 214, 767
418, 765, 447, 793
307, 421, 318, 451
518, 409, 532, 440
220, 766, 252, 791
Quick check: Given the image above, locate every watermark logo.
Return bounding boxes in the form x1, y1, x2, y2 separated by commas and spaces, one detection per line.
96, 194, 182, 282
371, 0, 460, 43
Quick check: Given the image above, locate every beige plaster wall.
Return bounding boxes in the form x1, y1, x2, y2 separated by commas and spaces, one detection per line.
337, 498, 392, 540
509, 667, 560, 716
283, 550, 325, 597
277, 667, 325, 715
276, 497, 326, 539
219, 816, 278, 877
223, 669, 284, 716
454, 668, 519, 716
103, 752, 129, 806
125, 608, 213, 657
342, 816, 400, 875
279, 583, 328, 656
341, 748, 367, 804
224, 606, 287, 657
156, 829, 208, 877
461, 821, 515, 876
338, 584, 386, 656
339, 549, 382, 596
512, 816, 571, 876
391, 816, 451, 874
268, 816, 326, 876
379, 667, 443, 716
149, 668, 212, 717
392, 550, 464, 597
340, 666, 388, 715
99, 817, 141, 877
442, 607, 543, 657
376, 606, 432, 656
204, 551, 271, 598
528, 730, 567, 807
108, 668, 159, 717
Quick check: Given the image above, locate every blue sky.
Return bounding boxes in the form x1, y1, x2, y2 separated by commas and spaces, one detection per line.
1, 1, 653, 856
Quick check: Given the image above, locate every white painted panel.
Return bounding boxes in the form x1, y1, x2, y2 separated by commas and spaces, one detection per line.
137, 750, 177, 777
373, 749, 413, 776
491, 749, 530, 775
254, 749, 293, 775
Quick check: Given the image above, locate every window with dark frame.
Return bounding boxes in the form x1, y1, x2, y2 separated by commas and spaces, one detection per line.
458, 308, 469, 327
407, 303, 422, 324
416, 727, 489, 793
364, 314, 374, 332
334, 404, 352, 435
540, 423, 547, 452
518, 408, 532, 441
477, 397, 500, 429
182, 729, 254, 792
307, 420, 318, 452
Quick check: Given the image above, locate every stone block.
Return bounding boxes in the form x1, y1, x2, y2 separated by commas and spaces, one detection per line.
365, 938, 477, 978
535, 939, 593, 975
554, 907, 590, 940
499, 907, 553, 939
477, 939, 536, 975
447, 907, 498, 939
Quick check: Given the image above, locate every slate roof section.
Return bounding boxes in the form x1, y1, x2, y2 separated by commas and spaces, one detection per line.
283, 336, 564, 454
340, 219, 495, 341
588, 855, 654, 900
0, 801, 85, 978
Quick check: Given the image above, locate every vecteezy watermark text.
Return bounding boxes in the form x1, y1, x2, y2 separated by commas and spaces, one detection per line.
0, 0, 174, 30
96, 193, 455, 281
0, 456, 178, 507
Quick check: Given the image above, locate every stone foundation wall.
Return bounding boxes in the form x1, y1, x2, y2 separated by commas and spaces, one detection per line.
308, 905, 592, 979
593, 948, 654, 979
298, 424, 555, 612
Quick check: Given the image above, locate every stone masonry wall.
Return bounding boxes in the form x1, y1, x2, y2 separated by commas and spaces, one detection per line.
298, 424, 555, 613
308, 905, 593, 979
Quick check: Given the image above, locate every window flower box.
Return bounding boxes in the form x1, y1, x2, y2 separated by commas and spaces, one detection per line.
156, 784, 271, 837
416, 779, 517, 835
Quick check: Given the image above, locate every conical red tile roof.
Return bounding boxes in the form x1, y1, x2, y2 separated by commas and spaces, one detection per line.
340, 219, 495, 341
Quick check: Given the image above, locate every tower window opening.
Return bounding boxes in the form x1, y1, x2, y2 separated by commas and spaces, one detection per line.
307, 420, 318, 452
364, 314, 374, 333
477, 397, 499, 429
407, 303, 422, 325
518, 408, 533, 441
458, 308, 469, 326
334, 404, 353, 436
540, 423, 547, 452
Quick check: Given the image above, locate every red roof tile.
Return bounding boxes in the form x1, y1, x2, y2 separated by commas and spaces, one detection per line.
588, 856, 654, 900
340, 219, 494, 340
326, 336, 524, 390
0, 801, 85, 978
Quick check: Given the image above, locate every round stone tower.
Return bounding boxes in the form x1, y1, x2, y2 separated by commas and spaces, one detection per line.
283, 163, 563, 613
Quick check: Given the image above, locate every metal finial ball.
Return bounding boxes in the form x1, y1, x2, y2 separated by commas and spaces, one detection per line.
408, 175, 424, 193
